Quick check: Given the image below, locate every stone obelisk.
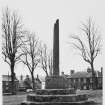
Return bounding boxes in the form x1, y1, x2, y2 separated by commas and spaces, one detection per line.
53, 19, 59, 76
21, 19, 94, 105
45, 19, 68, 89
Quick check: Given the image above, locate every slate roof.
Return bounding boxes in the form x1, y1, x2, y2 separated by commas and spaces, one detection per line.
67, 72, 92, 78
67, 71, 102, 79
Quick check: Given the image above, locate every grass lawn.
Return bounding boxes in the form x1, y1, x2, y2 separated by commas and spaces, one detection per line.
3, 90, 102, 105
76, 90, 103, 105
3, 93, 27, 105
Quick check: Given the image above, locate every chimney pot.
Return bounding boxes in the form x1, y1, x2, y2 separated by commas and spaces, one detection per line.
70, 70, 74, 75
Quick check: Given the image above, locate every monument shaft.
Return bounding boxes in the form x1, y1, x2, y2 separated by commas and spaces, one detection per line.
45, 19, 68, 89
53, 19, 59, 76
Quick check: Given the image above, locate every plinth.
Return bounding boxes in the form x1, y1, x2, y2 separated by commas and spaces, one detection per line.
21, 88, 96, 105
45, 76, 69, 89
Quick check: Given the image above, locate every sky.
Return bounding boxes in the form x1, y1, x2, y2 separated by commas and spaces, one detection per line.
0, 0, 105, 78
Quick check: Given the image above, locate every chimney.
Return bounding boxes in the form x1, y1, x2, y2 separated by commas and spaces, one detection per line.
70, 70, 74, 75
101, 67, 103, 76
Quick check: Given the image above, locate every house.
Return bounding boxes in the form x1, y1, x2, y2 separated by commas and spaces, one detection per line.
2, 75, 19, 94
67, 68, 103, 90
62, 67, 103, 90
18, 75, 42, 91
23, 75, 32, 90
67, 71, 92, 89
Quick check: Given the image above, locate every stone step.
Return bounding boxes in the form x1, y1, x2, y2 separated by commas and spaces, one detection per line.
27, 94, 88, 102
21, 100, 96, 105
36, 88, 76, 95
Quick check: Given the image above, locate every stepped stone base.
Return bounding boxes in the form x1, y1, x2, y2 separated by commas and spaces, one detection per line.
21, 89, 97, 105
45, 76, 69, 89
36, 89, 76, 95
26, 94, 88, 102
21, 100, 96, 105
21, 79, 96, 105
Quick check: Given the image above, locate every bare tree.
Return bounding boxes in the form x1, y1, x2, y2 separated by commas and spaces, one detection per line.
48, 50, 53, 76
2, 8, 24, 94
71, 18, 101, 89
20, 32, 40, 91
40, 43, 53, 77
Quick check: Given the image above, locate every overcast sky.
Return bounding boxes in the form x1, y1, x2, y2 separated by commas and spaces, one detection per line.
0, 0, 105, 77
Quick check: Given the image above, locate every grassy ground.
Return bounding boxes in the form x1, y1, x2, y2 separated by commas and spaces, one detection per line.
3, 90, 102, 105
3, 94, 27, 105
76, 90, 102, 105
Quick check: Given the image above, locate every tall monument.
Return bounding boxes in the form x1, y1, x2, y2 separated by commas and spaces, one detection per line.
21, 19, 95, 105
45, 19, 68, 89
53, 19, 59, 76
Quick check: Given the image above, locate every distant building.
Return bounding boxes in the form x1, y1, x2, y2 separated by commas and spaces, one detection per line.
67, 70, 92, 89
35, 75, 42, 89
61, 68, 103, 90
67, 68, 103, 90
2, 75, 19, 94
18, 75, 26, 91
23, 75, 32, 89
18, 75, 42, 91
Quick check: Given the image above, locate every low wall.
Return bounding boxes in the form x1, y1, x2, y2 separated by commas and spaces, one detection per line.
36, 89, 76, 95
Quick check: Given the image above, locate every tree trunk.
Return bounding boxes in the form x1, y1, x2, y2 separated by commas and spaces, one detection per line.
45, 71, 49, 77
31, 72, 36, 91
10, 62, 16, 95
91, 62, 96, 89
